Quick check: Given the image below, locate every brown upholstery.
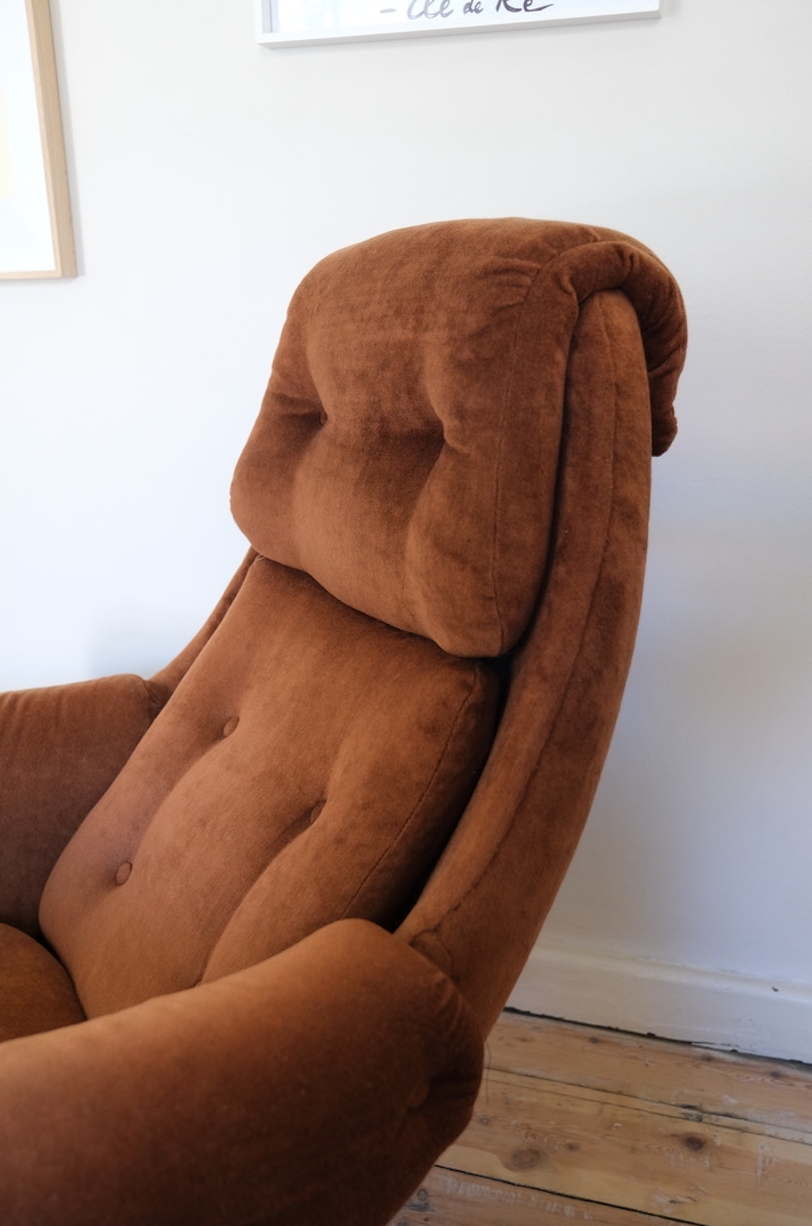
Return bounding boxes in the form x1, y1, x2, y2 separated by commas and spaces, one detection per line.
0, 219, 686, 1225
41, 559, 498, 1018
0, 924, 84, 1041
0, 920, 482, 1226
233, 219, 681, 656
0, 674, 163, 935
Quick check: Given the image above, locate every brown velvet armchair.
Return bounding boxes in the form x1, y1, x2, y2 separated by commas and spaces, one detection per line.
0, 219, 686, 1226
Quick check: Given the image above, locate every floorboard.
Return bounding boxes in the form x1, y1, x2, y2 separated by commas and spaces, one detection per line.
391, 1012, 812, 1226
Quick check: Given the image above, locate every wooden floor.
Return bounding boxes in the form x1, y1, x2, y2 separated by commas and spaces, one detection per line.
391, 1011, 812, 1226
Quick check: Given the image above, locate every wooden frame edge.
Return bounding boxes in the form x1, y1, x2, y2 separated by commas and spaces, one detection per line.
0, 0, 77, 280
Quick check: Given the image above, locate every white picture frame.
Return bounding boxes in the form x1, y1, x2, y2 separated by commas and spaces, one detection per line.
256, 0, 661, 48
0, 0, 76, 279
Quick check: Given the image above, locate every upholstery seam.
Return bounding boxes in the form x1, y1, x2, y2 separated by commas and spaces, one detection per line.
490, 265, 543, 655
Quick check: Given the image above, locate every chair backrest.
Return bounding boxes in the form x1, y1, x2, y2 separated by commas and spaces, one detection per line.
40, 220, 686, 1030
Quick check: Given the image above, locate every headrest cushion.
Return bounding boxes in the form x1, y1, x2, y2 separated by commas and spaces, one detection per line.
231, 219, 686, 655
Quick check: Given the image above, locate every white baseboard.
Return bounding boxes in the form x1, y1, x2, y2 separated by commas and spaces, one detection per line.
508, 943, 812, 1065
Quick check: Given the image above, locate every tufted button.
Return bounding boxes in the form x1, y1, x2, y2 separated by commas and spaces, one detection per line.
221, 716, 239, 738
115, 862, 132, 886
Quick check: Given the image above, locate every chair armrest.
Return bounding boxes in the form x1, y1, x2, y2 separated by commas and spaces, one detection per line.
0, 919, 483, 1226
0, 675, 165, 933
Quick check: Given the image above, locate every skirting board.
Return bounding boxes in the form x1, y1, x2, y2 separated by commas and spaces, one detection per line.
508, 942, 812, 1065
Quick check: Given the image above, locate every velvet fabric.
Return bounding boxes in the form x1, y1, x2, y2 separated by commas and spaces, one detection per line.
400, 287, 669, 1031
0, 675, 165, 935
40, 558, 498, 1018
0, 920, 482, 1226
0, 925, 84, 1041
0, 219, 687, 1225
232, 218, 683, 657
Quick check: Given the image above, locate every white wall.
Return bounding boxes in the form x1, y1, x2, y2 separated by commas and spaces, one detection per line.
1, 1, 810, 1059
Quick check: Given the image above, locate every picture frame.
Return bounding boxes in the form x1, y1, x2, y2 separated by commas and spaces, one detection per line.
255, 0, 661, 49
0, 0, 76, 279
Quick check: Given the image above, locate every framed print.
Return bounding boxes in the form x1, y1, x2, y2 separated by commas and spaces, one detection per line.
256, 0, 661, 48
0, 0, 76, 279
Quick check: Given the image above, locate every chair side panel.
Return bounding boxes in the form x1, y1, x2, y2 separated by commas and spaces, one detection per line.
399, 291, 654, 1032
